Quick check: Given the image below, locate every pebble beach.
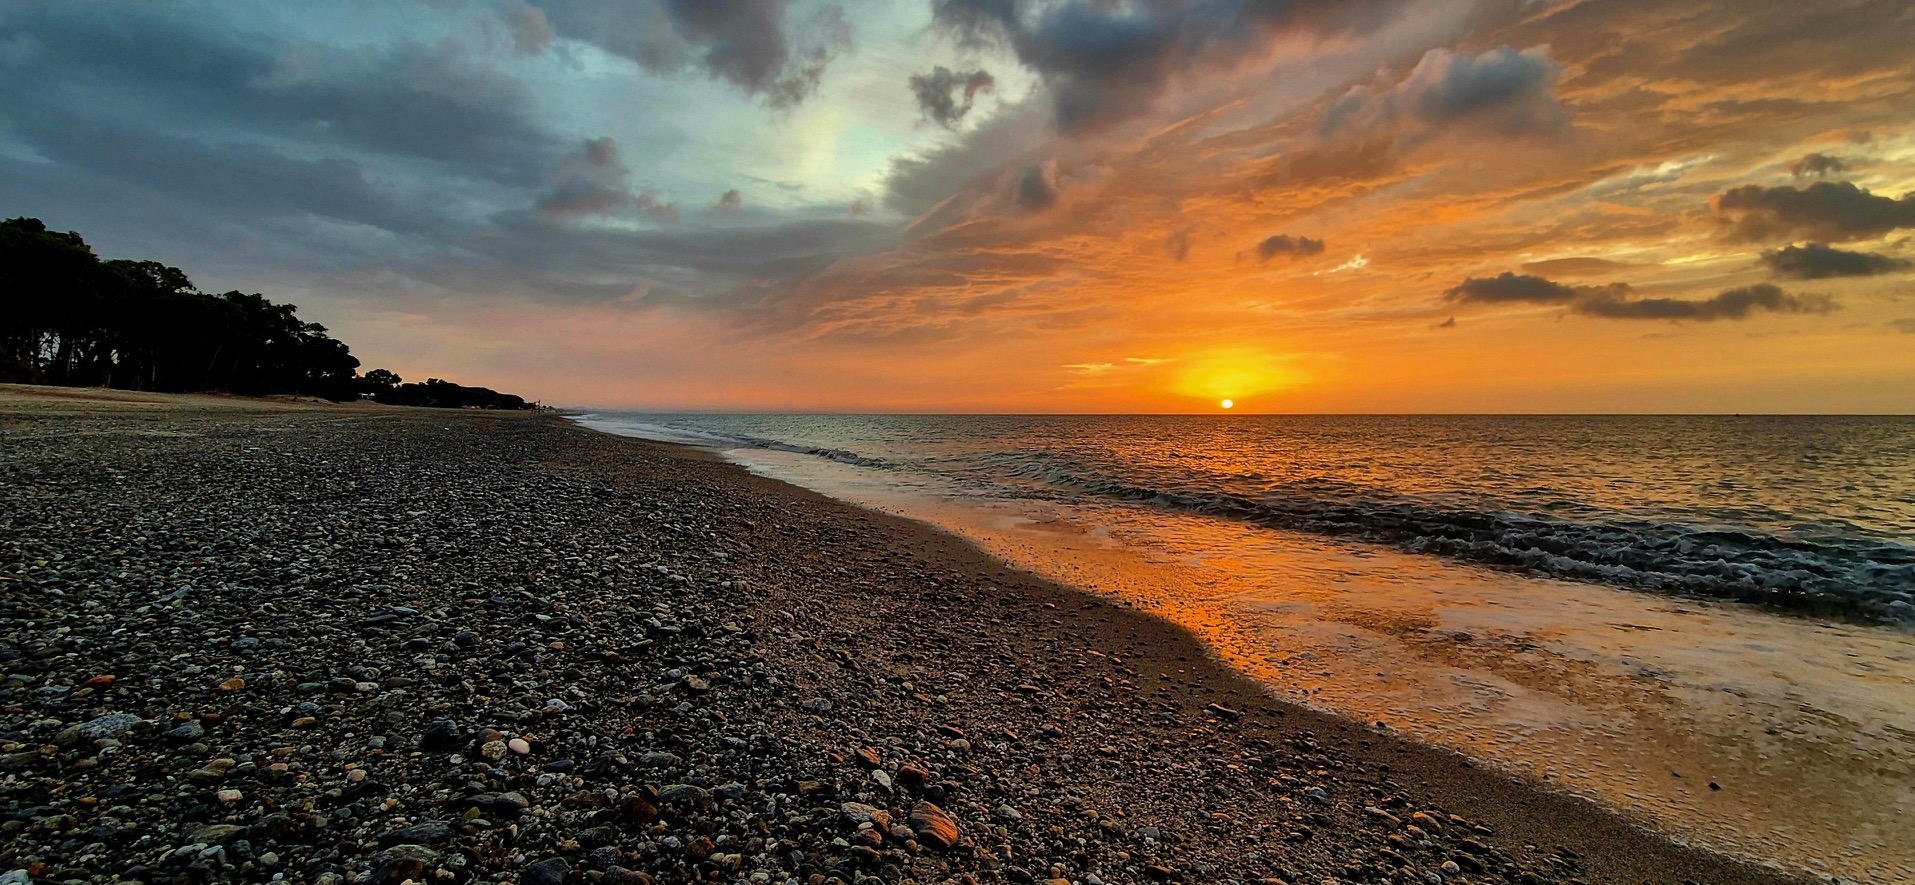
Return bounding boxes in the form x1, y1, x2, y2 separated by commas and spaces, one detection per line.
0, 388, 1805, 885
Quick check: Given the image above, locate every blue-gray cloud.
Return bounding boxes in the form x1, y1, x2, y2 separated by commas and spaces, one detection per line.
1445, 274, 1835, 321
910, 66, 997, 127
930, 0, 1402, 133
1761, 243, 1910, 280
1714, 181, 1915, 243
532, 0, 854, 107
0, 3, 893, 310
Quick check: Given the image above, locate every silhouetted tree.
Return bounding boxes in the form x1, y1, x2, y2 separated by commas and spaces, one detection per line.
0, 216, 530, 408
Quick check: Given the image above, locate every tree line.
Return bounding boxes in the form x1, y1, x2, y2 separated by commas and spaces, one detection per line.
0, 217, 534, 409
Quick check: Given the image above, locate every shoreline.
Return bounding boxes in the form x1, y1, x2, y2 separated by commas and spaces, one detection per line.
565, 422, 1825, 883
0, 390, 1805, 885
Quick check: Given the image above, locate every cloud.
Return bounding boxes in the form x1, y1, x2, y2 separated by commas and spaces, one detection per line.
714, 189, 743, 213
503, 1, 555, 55
1446, 274, 1834, 321
533, 0, 854, 107
929, 0, 1399, 134
909, 66, 996, 128
0, 6, 558, 185
1323, 45, 1567, 141
1444, 272, 1580, 303
1519, 257, 1642, 277
1575, 283, 1835, 321
1015, 164, 1057, 212
1761, 243, 1910, 279
1890, 318, 1915, 334
1713, 181, 1915, 242
633, 192, 680, 224
1255, 235, 1325, 261
536, 137, 638, 219
1788, 152, 1848, 179
1165, 227, 1192, 262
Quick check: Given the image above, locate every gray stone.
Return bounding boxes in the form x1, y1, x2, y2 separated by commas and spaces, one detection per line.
524, 856, 571, 885
78, 713, 141, 740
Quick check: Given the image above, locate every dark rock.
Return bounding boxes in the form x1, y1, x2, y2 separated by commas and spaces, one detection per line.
523, 856, 572, 885
377, 821, 453, 847
418, 719, 467, 752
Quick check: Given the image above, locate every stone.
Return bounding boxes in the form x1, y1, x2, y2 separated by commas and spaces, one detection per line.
657, 784, 709, 807
909, 801, 961, 850
418, 719, 466, 752
188, 824, 244, 844
464, 791, 530, 818
78, 713, 141, 740
216, 789, 243, 803
375, 844, 440, 885
508, 737, 531, 755
841, 802, 891, 829
524, 856, 571, 885
378, 821, 453, 847
168, 722, 206, 741
604, 867, 651, 885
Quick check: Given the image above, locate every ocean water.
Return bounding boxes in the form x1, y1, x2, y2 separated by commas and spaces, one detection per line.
575, 413, 1915, 881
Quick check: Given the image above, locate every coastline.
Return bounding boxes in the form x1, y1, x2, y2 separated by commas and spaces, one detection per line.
0, 390, 1804, 885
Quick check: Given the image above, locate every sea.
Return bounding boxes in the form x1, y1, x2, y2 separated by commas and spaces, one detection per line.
572, 413, 1915, 882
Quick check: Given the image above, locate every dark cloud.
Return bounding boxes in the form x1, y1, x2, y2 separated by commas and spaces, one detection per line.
1444, 272, 1580, 303
537, 137, 635, 219
0, 6, 558, 185
1412, 46, 1560, 125
1165, 227, 1193, 262
1446, 273, 1835, 322
1015, 164, 1057, 212
1788, 152, 1848, 179
1714, 181, 1915, 242
1436, 316, 1456, 329
1255, 235, 1326, 260
1890, 318, 1915, 334
633, 192, 680, 224
930, 0, 1399, 134
1519, 257, 1642, 277
910, 66, 997, 128
534, 0, 853, 107
714, 189, 744, 213
1323, 46, 1567, 140
503, 1, 556, 55
1761, 243, 1910, 279
1575, 283, 1835, 321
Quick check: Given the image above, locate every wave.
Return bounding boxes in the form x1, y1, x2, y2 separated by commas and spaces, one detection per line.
579, 416, 1915, 625
571, 416, 894, 470
973, 454, 1915, 626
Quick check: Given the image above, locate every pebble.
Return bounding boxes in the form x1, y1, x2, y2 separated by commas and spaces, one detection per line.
0, 401, 1660, 885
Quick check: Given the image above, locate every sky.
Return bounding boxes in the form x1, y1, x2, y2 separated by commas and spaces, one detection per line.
2, 0, 1913, 413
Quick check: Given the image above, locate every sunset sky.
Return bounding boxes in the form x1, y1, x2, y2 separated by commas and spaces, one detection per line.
3, 0, 1912, 412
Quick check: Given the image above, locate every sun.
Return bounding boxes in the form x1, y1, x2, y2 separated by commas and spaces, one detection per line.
1220, 399, 1234, 410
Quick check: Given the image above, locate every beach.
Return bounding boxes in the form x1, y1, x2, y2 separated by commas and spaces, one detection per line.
0, 388, 1805, 885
